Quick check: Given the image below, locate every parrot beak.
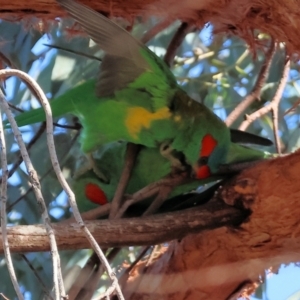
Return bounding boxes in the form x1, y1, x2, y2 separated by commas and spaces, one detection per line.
194, 154, 211, 179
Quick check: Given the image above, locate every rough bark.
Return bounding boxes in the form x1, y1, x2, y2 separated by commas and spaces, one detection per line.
123, 151, 300, 300
0, 200, 245, 253
2, 0, 300, 55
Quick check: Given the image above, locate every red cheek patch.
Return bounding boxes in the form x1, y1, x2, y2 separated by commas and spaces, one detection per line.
85, 183, 108, 205
196, 165, 211, 179
200, 134, 218, 157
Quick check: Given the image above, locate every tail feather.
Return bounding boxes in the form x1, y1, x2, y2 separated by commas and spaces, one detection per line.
8, 106, 50, 127
4, 83, 88, 128
226, 142, 274, 164
230, 129, 273, 146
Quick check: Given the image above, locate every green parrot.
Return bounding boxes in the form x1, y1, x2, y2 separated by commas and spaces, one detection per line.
72, 141, 219, 213
8, 0, 273, 179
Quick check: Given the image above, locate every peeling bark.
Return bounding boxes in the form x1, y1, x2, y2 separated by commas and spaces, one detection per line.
2, 0, 300, 55
123, 151, 300, 300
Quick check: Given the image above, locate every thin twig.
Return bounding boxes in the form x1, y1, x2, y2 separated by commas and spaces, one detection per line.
7, 102, 81, 131
0, 97, 24, 299
109, 143, 139, 219
2, 70, 124, 300
53, 122, 82, 130
164, 22, 194, 67
70, 142, 153, 297
0, 52, 17, 69
114, 173, 190, 219
3, 122, 46, 182
284, 98, 300, 116
97, 282, 118, 300
0, 293, 10, 300
239, 56, 290, 154
118, 246, 150, 286
20, 254, 54, 300
122, 247, 164, 290
71, 144, 139, 298
0, 69, 124, 300
226, 40, 276, 127
272, 104, 281, 154
61, 203, 111, 224
142, 185, 173, 216
141, 19, 173, 44
67, 252, 99, 299
79, 248, 121, 300
0, 73, 64, 299
7, 130, 80, 212
8, 102, 24, 113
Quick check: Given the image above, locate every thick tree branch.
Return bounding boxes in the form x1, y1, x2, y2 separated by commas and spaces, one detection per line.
0, 199, 246, 253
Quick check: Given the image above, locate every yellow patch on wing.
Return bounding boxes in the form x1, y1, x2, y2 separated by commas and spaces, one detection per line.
126, 107, 171, 138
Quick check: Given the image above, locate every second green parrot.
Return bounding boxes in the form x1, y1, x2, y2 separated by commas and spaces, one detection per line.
73, 142, 211, 213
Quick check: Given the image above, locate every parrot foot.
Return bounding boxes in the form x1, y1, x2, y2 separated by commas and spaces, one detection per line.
159, 142, 186, 171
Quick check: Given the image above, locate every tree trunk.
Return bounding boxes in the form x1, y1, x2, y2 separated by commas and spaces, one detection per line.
123, 151, 300, 299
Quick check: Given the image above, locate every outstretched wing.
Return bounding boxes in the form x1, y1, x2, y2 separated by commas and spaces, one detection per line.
57, 0, 177, 100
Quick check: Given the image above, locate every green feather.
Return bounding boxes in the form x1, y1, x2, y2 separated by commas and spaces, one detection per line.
73, 142, 219, 213
7, 0, 274, 179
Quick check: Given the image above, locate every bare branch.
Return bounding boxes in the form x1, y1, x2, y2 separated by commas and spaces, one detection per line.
109, 143, 139, 218
20, 254, 54, 300
0, 72, 64, 299
0, 199, 246, 253
226, 40, 276, 127
67, 253, 100, 299
1, 68, 126, 300
141, 19, 173, 44
7, 130, 80, 212
164, 22, 194, 67
3, 122, 46, 182
0, 94, 24, 299
114, 172, 191, 219
239, 56, 290, 139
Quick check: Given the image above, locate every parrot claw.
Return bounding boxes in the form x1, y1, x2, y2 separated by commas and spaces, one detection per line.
159, 142, 186, 171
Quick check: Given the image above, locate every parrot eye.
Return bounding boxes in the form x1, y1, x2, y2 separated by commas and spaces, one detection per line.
198, 156, 209, 166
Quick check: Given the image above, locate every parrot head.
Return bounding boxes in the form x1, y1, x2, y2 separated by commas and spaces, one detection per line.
192, 132, 273, 179
194, 134, 218, 179
193, 134, 222, 179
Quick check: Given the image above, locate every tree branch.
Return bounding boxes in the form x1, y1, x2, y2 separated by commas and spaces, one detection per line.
225, 40, 276, 127
0, 199, 246, 253
239, 55, 290, 137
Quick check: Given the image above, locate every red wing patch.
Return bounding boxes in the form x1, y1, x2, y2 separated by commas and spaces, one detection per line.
200, 134, 218, 157
196, 165, 211, 179
85, 183, 108, 205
